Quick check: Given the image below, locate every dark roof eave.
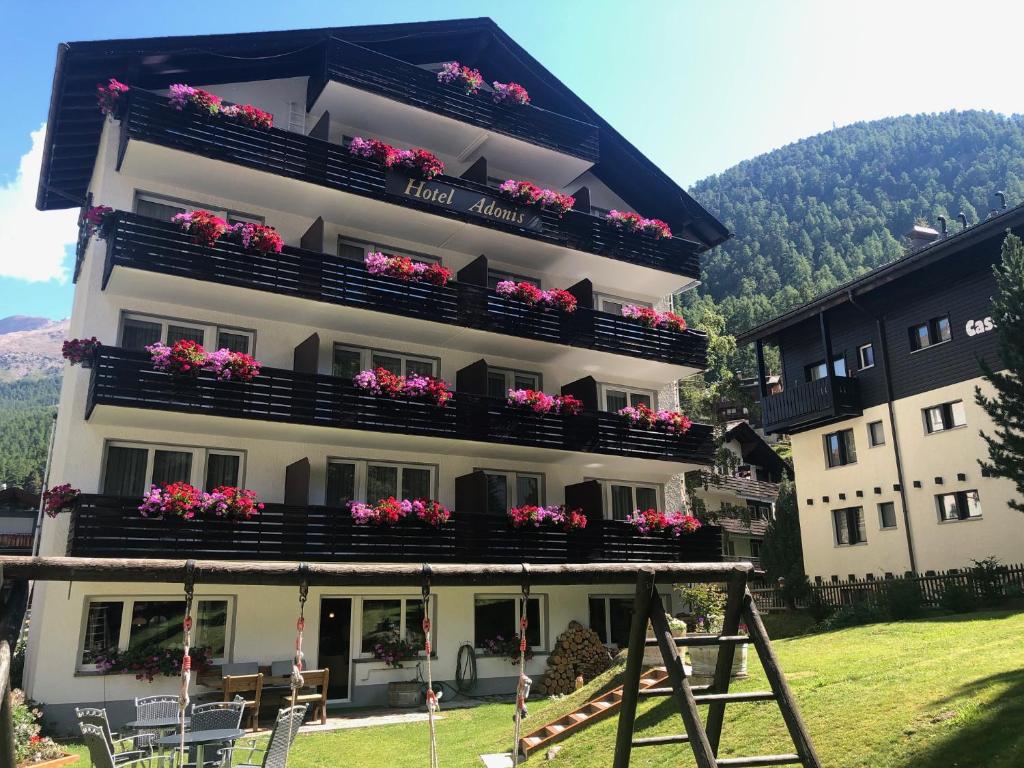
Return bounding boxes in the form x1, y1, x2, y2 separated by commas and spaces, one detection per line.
736, 203, 1024, 345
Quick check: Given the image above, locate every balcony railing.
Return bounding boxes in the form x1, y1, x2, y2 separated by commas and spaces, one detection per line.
117, 91, 701, 279
313, 38, 600, 162
102, 212, 708, 369
761, 376, 862, 434
68, 495, 723, 564
86, 347, 715, 465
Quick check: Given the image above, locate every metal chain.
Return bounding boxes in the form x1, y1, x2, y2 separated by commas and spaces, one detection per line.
422, 564, 440, 768
511, 564, 531, 767
179, 560, 196, 764
285, 563, 309, 767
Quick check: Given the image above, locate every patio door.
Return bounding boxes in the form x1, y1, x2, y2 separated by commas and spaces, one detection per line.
318, 598, 352, 701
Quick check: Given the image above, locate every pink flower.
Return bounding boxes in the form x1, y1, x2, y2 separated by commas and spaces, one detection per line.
437, 62, 483, 94
606, 210, 672, 239
621, 305, 687, 332
492, 81, 530, 106
96, 79, 129, 116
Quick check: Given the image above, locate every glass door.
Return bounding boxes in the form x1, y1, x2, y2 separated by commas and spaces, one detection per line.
318, 598, 353, 701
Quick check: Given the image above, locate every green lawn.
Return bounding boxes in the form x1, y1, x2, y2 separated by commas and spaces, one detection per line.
61, 609, 1024, 767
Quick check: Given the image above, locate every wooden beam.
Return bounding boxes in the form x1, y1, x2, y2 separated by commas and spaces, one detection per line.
0, 557, 752, 588
755, 340, 768, 399
0, 642, 14, 768
612, 568, 656, 768
706, 570, 749, 752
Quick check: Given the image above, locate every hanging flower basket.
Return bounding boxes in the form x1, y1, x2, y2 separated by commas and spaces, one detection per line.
605, 210, 673, 239
139, 483, 263, 521
365, 252, 452, 286
146, 340, 208, 378
495, 281, 578, 313
437, 62, 484, 94
349, 497, 452, 528
353, 368, 452, 407
508, 504, 587, 532
506, 389, 583, 416
172, 210, 229, 247
621, 305, 687, 332
492, 81, 530, 106
626, 508, 702, 537
202, 486, 264, 521
81, 205, 113, 240
498, 181, 574, 217
617, 403, 692, 434
221, 103, 274, 130
204, 348, 262, 382
168, 84, 222, 115
348, 137, 445, 179
62, 337, 101, 367
42, 484, 80, 517
96, 78, 129, 117
228, 222, 283, 253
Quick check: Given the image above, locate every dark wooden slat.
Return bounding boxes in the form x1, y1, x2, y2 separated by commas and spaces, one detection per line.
612, 569, 657, 768
707, 571, 750, 753
715, 756, 802, 767
632, 734, 691, 747
644, 635, 750, 647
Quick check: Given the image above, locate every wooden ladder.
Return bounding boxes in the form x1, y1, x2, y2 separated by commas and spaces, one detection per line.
519, 667, 669, 758
613, 568, 821, 768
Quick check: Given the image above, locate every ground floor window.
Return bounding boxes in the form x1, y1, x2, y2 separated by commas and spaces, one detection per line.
358, 597, 429, 656
589, 596, 634, 648
102, 441, 245, 496
832, 507, 866, 546
936, 490, 982, 522
326, 459, 435, 506
79, 596, 232, 670
473, 596, 544, 651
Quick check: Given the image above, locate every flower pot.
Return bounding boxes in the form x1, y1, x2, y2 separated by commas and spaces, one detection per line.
18, 754, 79, 768
645, 625, 686, 666
688, 636, 748, 678
387, 680, 422, 708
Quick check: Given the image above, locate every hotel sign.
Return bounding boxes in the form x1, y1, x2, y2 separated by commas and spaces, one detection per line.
385, 172, 544, 232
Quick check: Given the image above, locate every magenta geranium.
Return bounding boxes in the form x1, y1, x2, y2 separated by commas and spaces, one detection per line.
43, 484, 80, 517
172, 210, 229, 247
498, 180, 574, 217
62, 337, 101, 366
365, 252, 452, 286
626, 508, 702, 537
353, 367, 452, 407
168, 83, 222, 115
204, 348, 261, 382
82, 205, 113, 239
437, 61, 484, 94
508, 504, 587, 533
617, 403, 692, 434
621, 305, 687, 332
507, 389, 583, 416
139, 482, 263, 521
349, 497, 451, 528
229, 222, 283, 253
606, 210, 673, 239
348, 137, 445, 179
492, 81, 530, 106
97, 78, 129, 116
495, 280, 578, 313
221, 103, 274, 130
146, 339, 208, 378
202, 486, 264, 521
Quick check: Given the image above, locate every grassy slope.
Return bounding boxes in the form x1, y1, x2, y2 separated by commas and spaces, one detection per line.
62, 610, 1024, 767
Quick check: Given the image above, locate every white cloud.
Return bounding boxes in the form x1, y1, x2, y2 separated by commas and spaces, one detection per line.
0, 124, 80, 282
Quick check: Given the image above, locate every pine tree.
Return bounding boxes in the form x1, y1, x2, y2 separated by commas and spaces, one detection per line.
759, 477, 809, 606
975, 232, 1024, 512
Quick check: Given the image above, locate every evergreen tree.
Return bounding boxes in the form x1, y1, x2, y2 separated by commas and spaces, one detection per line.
975, 232, 1024, 512
759, 477, 809, 606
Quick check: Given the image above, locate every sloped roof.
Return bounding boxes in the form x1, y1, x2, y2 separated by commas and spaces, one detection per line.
37, 18, 729, 249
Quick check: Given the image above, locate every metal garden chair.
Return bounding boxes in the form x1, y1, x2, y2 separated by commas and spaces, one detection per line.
185, 697, 246, 767
75, 707, 149, 762
79, 722, 155, 768
216, 705, 308, 768
134, 694, 180, 750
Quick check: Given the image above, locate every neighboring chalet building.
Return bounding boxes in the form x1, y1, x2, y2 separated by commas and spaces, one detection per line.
738, 207, 1024, 582
0, 486, 38, 554
28, 20, 730, 724
688, 422, 792, 567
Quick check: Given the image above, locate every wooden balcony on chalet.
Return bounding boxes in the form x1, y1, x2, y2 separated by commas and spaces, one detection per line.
85, 347, 716, 465
100, 212, 708, 370
115, 90, 702, 280
68, 495, 723, 565
760, 376, 862, 435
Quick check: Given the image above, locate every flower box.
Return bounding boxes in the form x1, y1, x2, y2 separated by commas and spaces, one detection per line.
688, 639, 748, 678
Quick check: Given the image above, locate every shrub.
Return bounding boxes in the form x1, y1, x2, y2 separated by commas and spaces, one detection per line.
816, 600, 883, 631
806, 589, 833, 623
880, 579, 925, 620
939, 582, 977, 614
970, 557, 1005, 604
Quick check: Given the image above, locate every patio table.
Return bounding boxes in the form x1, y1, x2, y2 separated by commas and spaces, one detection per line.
156, 727, 245, 766
125, 716, 189, 730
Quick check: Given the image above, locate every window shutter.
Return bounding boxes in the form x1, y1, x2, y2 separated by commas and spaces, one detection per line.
455, 470, 489, 513
284, 457, 310, 506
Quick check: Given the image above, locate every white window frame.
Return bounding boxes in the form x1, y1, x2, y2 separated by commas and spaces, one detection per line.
487, 367, 542, 395
325, 458, 437, 503
923, 400, 967, 434
134, 191, 262, 225
598, 383, 657, 412
102, 440, 246, 494
475, 468, 546, 511
832, 506, 867, 547
332, 343, 439, 378
867, 420, 886, 447
78, 595, 235, 671
337, 236, 441, 265
355, 595, 435, 660
119, 312, 255, 355
857, 343, 875, 370
594, 293, 651, 315
473, 593, 547, 653
596, 479, 663, 521
936, 490, 983, 523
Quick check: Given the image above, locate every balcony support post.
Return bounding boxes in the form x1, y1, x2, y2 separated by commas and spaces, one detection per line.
755, 340, 768, 399
818, 310, 838, 403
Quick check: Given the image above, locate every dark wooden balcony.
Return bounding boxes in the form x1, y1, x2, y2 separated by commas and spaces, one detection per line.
312, 37, 600, 162
760, 376, 862, 434
86, 347, 714, 465
117, 91, 701, 279
68, 495, 723, 564
102, 212, 708, 369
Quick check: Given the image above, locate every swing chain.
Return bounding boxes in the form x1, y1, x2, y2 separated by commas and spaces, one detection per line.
422, 564, 440, 768
178, 560, 197, 762
512, 564, 532, 766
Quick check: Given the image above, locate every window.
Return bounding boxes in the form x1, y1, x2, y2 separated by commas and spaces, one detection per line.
858, 343, 875, 370
832, 507, 866, 546
599, 384, 656, 413
867, 421, 886, 447
746, 501, 773, 521
333, 344, 438, 379
806, 356, 847, 382
923, 401, 967, 433
480, 470, 543, 515
326, 459, 436, 506
120, 313, 253, 354
339, 236, 440, 266
600, 481, 660, 520
909, 316, 952, 351
486, 368, 541, 399
878, 502, 897, 530
102, 442, 244, 496
474, 596, 544, 650
589, 596, 634, 648
823, 429, 857, 468
487, 269, 540, 291
937, 490, 982, 522
595, 294, 650, 317
135, 192, 261, 227
79, 596, 232, 669
359, 597, 429, 656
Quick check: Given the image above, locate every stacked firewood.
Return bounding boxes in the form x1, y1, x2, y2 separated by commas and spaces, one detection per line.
534, 620, 613, 695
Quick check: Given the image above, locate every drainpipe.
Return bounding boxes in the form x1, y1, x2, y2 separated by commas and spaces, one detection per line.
846, 290, 918, 573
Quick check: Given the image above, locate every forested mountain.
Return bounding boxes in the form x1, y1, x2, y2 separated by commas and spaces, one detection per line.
0, 377, 59, 492
685, 110, 1024, 342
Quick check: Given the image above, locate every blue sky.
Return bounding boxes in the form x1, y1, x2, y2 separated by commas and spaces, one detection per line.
3, 0, 1023, 321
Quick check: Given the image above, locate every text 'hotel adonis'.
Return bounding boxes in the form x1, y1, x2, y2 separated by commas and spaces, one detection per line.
29, 20, 730, 723
739, 212, 1024, 583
